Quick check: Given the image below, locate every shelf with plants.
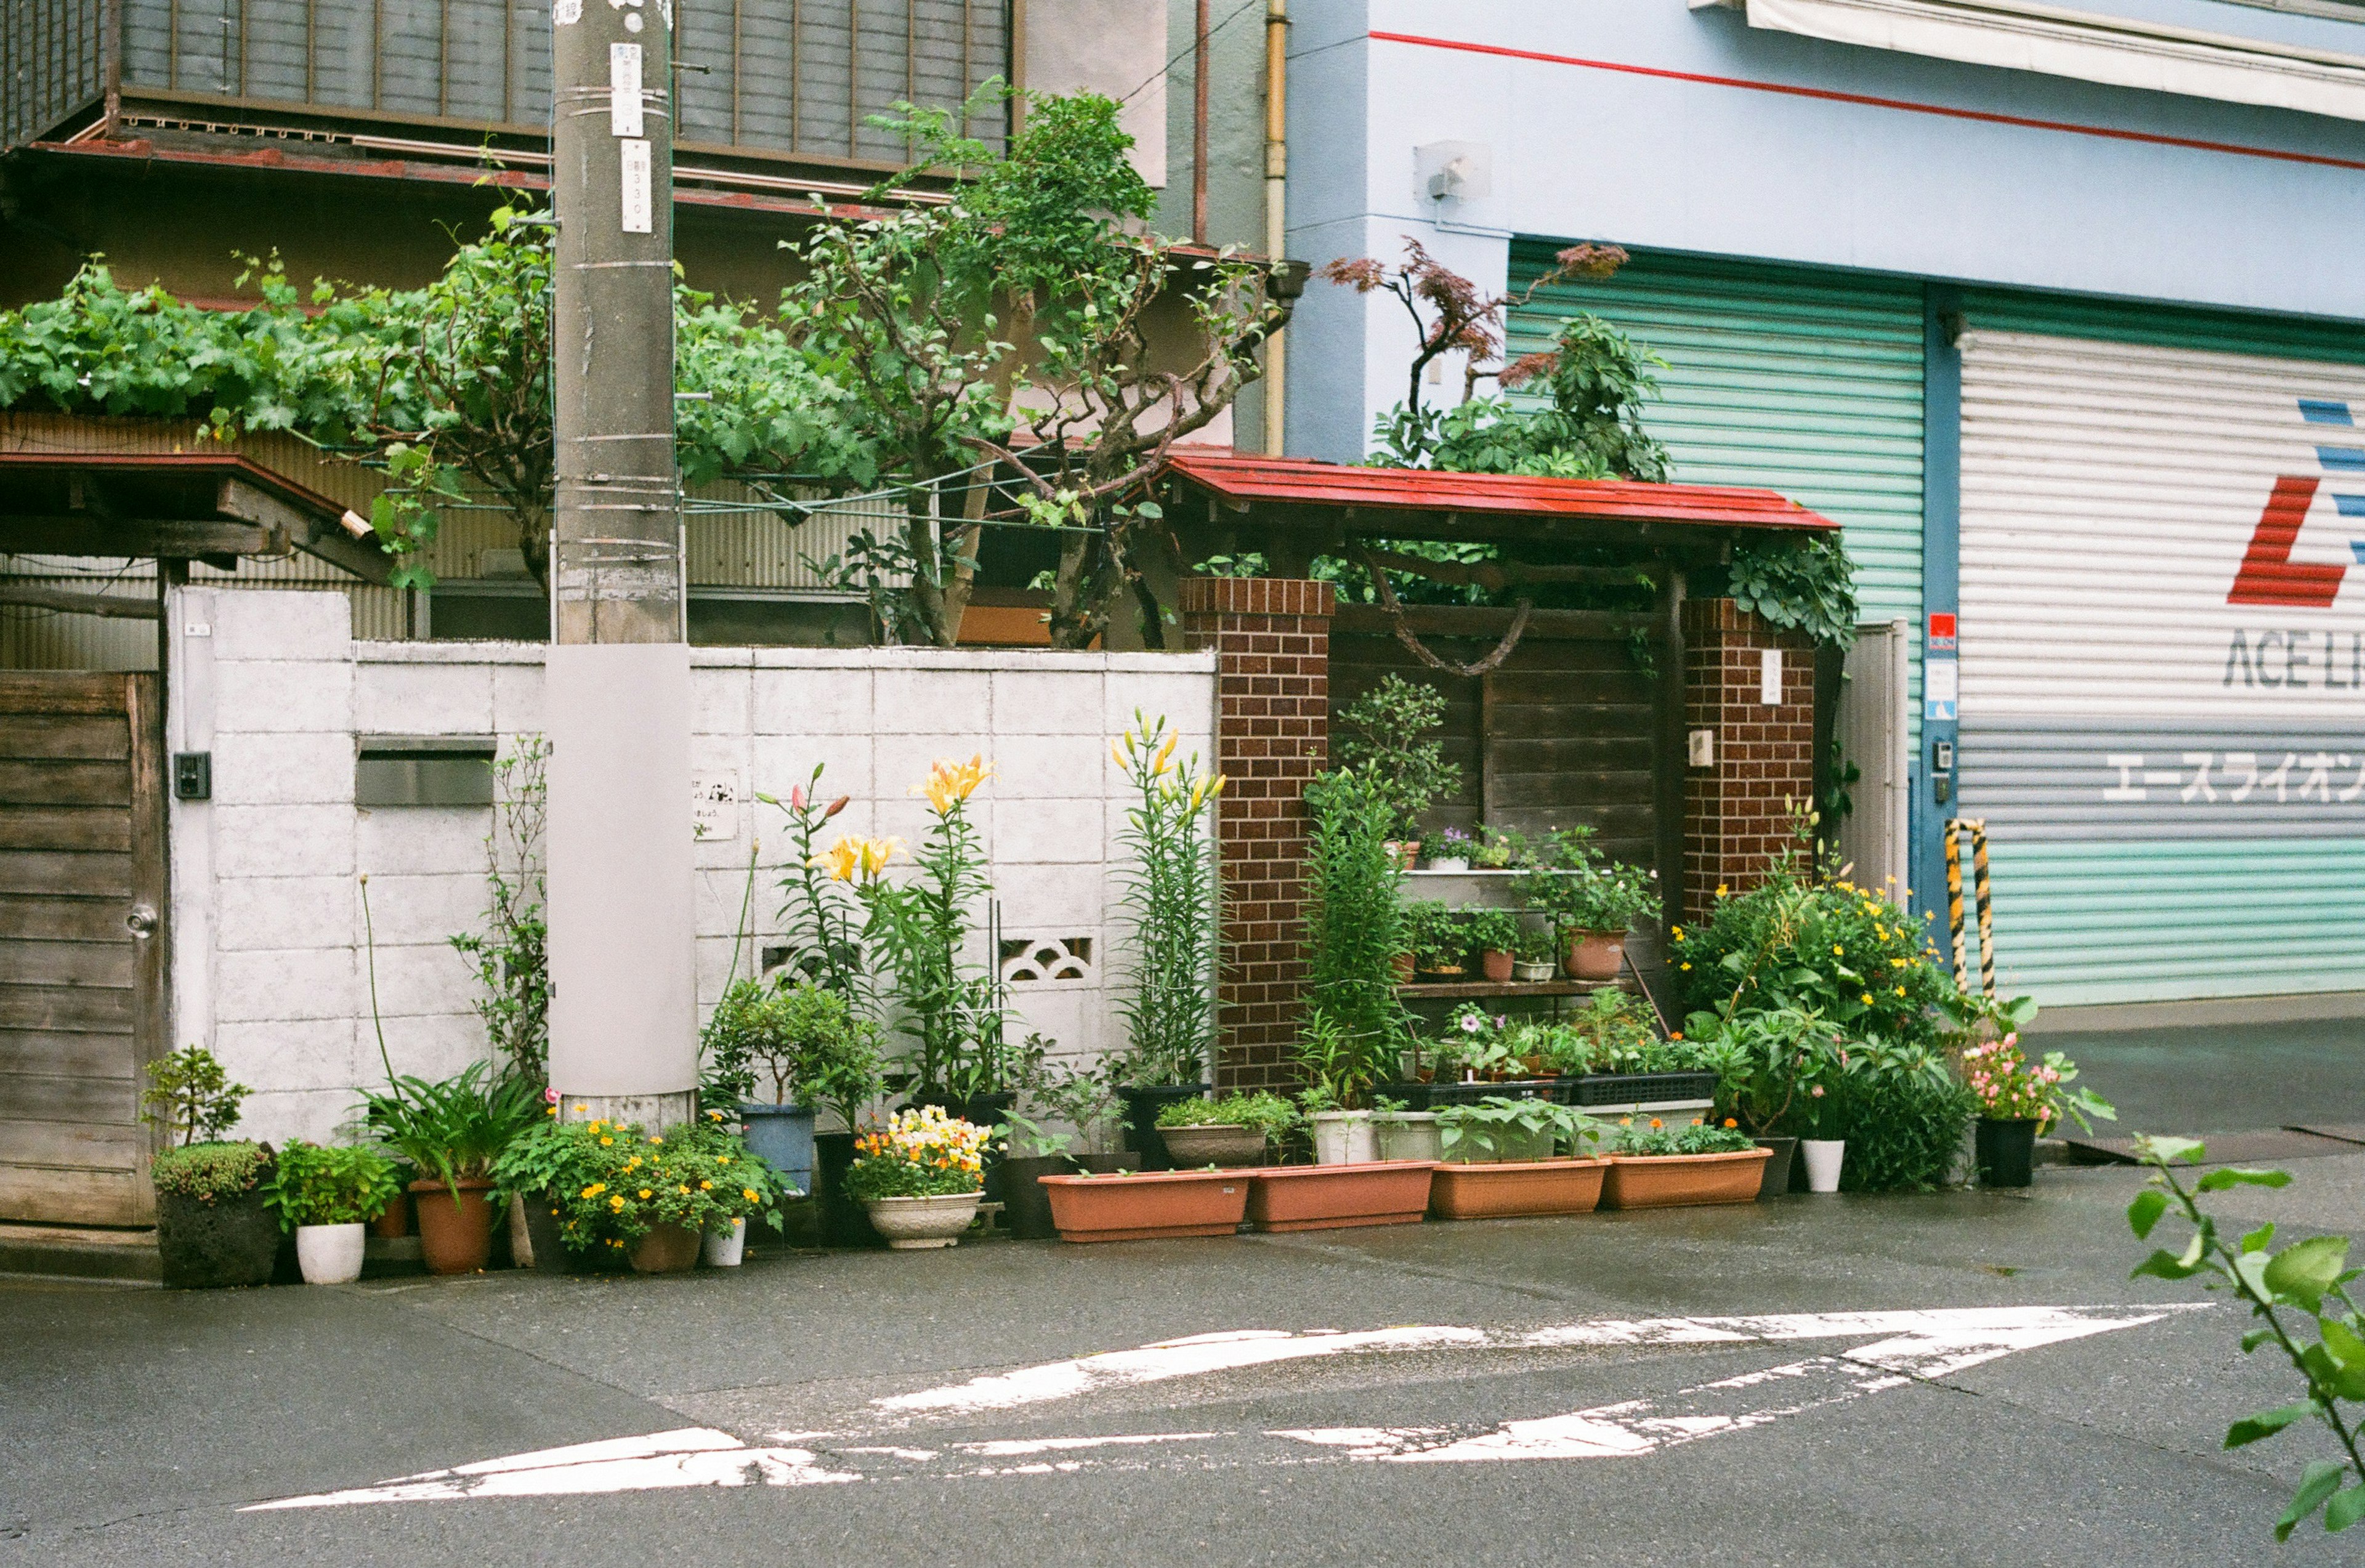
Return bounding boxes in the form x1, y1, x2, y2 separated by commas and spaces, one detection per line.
1396, 977, 1614, 1000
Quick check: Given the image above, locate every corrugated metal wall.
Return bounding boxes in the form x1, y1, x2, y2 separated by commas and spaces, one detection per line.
1, 0, 102, 146
1507, 247, 1926, 730
111, 0, 1006, 161
1958, 329, 2365, 1004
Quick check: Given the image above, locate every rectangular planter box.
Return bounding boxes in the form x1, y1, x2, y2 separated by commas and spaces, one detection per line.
1245, 1162, 1437, 1232
1038, 1170, 1251, 1243
1562, 1072, 1721, 1107
1599, 1149, 1772, 1210
1428, 1158, 1608, 1220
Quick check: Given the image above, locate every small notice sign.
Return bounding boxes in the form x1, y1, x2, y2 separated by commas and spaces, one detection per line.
619, 138, 652, 233
608, 44, 644, 137
692, 770, 745, 840
1925, 656, 1959, 722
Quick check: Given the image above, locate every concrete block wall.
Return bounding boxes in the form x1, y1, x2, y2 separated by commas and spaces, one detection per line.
166, 589, 1215, 1147
1681, 597, 1817, 925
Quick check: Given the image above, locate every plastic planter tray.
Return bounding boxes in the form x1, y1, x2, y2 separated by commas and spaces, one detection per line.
1428, 1158, 1608, 1220
1245, 1162, 1437, 1232
1038, 1169, 1251, 1243
1562, 1072, 1720, 1107
1382, 1079, 1559, 1110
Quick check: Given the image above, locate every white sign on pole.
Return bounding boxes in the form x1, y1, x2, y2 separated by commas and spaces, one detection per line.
608, 43, 644, 137
618, 138, 652, 233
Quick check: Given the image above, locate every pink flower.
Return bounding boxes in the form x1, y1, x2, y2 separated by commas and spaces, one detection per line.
790, 784, 807, 810
1810, 1085, 1825, 1098
544, 1085, 560, 1104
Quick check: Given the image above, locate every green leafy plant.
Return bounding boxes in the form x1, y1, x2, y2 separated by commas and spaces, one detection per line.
1607, 1121, 1756, 1157
1156, 1091, 1301, 1151
1333, 676, 1462, 841
1700, 1004, 1836, 1134
140, 1046, 249, 1147
843, 1106, 996, 1201
272, 1141, 402, 1229
357, 1060, 543, 1201
1408, 902, 1465, 970
2127, 1137, 2364, 1540
1463, 908, 1521, 956
1436, 1096, 1599, 1163
1110, 714, 1223, 1088
1471, 825, 1529, 870
494, 1116, 790, 1258
1300, 769, 1412, 1077
1012, 1059, 1122, 1158
1431, 1007, 1527, 1081
1541, 988, 1675, 1075
150, 1142, 274, 1205
1723, 532, 1859, 650
1514, 923, 1558, 963
449, 734, 550, 1085
701, 977, 885, 1121
761, 767, 868, 1002
1834, 1055, 1976, 1192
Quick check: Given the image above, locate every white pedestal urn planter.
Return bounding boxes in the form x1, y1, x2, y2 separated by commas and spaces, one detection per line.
864, 1192, 984, 1249
1801, 1139, 1846, 1194
701, 1218, 746, 1267
1310, 1110, 1377, 1165
295, 1222, 366, 1285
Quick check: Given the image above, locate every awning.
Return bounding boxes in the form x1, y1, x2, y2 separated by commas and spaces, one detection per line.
1699, 0, 2365, 122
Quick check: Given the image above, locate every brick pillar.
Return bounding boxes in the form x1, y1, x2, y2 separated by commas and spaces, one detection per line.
1179, 577, 1335, 1093
1681, 597, 1817, 924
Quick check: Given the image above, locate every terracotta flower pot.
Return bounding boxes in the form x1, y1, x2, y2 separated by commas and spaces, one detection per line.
369, 1192, 412, 1239
629, 1221, 703, 1272
1564, 931, 1627, 981
1391, 952, 1417, 985
1039, 1170, 1251, 1243
1599, 1149, 1772, 1210
1480, 949, 1515, 982
409, 1178, 495, 1275
1428, 1158, 1607, 1220
1247, 1162, 1436, 1232
1158, 1123, 1269, 1166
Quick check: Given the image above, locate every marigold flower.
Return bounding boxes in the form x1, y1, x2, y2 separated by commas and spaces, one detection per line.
700, 1179, 713, 1190
600, 1135, 613, 1146
638, 1189, 652, 1199
1723, 1118, 1737, 1129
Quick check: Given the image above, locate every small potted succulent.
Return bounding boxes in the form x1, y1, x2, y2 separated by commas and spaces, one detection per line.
1465, 908, 1521, 984
273, 1141, 402, 1285
1598, 1118, 1769, 1209
1427, 1097, 1608, 1219
142, 1048, 280, 1290
843, 1106, 996, 1249
1426, 826, 1476, 873
1157, 1091, 1301, 1166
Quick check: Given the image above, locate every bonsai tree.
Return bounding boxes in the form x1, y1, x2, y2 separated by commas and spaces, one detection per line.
140, 1046, 249, 1148
1334, 674, 1461, 843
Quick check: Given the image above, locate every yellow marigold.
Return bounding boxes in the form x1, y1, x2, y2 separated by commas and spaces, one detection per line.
599, 1136, 613, 1146
649, 1136, 663, 1145
742, 1187, 760, 1204
581, 1183, 605, 1198
700, 1179, 713, 1190
718, 1155, 732, 1165
608, 1195, 625, 1210
1860, 993, 1874, 1005
678, 1184, 690, 1194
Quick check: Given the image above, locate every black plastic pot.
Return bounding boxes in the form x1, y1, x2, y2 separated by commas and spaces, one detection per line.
998, 1154, 1078, 1240
814, 1131, 884, 1248
156, 1186, 281, 1289
1976, 1117, 2040, 1189
522, 1189, 571, 1274
1752, 1137, 1798, 1200
1116, 1083, 1210, 1170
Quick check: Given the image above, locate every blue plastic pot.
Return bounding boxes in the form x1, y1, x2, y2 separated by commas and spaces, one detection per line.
738, 1102, 817, 1197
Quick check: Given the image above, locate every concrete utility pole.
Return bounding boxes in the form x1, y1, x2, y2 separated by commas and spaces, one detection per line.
544, 0, 698, 1131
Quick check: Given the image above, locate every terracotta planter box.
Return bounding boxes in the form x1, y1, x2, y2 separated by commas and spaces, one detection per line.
1038, 1170, 1251, 1243
1428, 1158, 1607, 1220
1599, 1149, 1772, 1210
1246, 1162, 1437, 1232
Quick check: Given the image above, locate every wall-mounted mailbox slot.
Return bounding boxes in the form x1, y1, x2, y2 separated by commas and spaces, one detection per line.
355, 735, 498, 807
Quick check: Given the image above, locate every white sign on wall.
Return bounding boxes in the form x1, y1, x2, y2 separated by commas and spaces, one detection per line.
691, 770, 744, 839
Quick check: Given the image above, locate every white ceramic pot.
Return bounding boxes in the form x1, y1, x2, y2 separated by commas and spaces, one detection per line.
1310, 1110, 1377, 1165
863, 1192, 983, 1249
1801, 1138, 1846, 1194
701, 1217, 746, 1267
1426, 856, 1471, 873
1372, 1111, 1442, 1163
1513, 960, 1555, 983
295, 1222, 366, 1285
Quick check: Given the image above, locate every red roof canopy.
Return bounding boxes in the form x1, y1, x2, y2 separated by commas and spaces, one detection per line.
1165, 452, 1835, 533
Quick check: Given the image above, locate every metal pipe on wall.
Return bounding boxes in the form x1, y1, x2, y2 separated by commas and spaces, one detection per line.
1191, 0, 1209, 242
1261, 0, 1287, 455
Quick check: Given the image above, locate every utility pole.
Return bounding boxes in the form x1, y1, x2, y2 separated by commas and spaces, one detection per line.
544, 0, 698, 1131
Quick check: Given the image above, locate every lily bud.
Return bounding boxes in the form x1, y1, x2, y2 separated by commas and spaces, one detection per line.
789, 784, 807, 810
824, 794, 851, 819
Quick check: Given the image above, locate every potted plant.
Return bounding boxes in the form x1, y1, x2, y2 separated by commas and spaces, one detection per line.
1465, 908, 1521, 983
1371, 1095, 1442, 1162
703, 977, 883, 1203
1157, 1091, 1299, 1167
358, 1061, 543, 1275
1397, 900, 1447, 985
1470, 825, 1527, 871
142, 1048, 280, 1290
1428, 826, 1476, 873
1796, 1042, 1856, 1194
1415, 910, 1470, 980
1335, 674, 1462, 868
1038, 1166, 1253, 1243
1598, 1120, 1771, 1209
1558, 867, 1660, 980
1427, 1097, 1609, 1219
1107, 714, 1226, 1167
1957, 998, 2113, 1187
1294, 1004, 1402, 1163
273, 1141, 402, 1285
1512, 924, 1556, 984
1296, 766, 1412, 1163
493, 1115, 786, 1272
843, 1107, 995, 1249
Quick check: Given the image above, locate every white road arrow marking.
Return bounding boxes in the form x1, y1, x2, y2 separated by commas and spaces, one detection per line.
244, 1305, 2194, 1509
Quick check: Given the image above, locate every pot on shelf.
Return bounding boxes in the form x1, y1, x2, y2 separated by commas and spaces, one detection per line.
1392, 952, 1417, 985
1513, 960, 1554, 983
629, 1222, 702, 1273
1384, 839, 1422, 871
863, 1192, 983, 1250
410, 1177, 496, 1275
1479, 949, 1515, 982
1563, 930, 1627, 982
1115, 1083, 1211, 1171
1309, 1110, 1377, 1165
294, 1222, 366, 1285
1427, 855, 1471, 874
1158, 1123, 1269, 1167
1975, 1117, 2041, 1189
1800, 1138, 1846, 1194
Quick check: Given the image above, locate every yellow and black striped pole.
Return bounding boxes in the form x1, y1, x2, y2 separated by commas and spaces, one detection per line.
1968, 817, 1996, 998
1944, 818, 1968, 991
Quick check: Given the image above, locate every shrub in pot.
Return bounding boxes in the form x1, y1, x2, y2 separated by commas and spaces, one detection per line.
1333, 674, 1461, 853
491, 1114, 788, 1271
1465, 909, 1521, 984
358, 1061, 544, 1275
1953, 994, 2112, 1189
273, 1141, 402, 1285
140, 1047, 281, 1290
843, 1107, 995, 1249
1156, 1091, 1299, 1167
701, 976, 882, 1201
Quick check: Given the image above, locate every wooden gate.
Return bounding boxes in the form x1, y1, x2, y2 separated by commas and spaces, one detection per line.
0, 673, 167, 1227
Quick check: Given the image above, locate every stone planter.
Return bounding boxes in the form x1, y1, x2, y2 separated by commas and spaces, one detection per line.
1564, 930, 1627, 981
295, 1222, 366, 1285
156, 1186, 281, 1289
1428, 1158, 1608, 1220
629, 1221, 703, 1272
1513, 960, 1555, 983
1246, 1162, 1436, 1232
1158, 1123, 1268, 1167
1372, 1110, 1442, 1163
1038, 1170, 1251, 1243
863, 1192, 984, 1250
1599, 1149, 1772, 1210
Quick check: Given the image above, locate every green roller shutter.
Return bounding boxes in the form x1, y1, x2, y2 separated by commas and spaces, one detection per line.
1506, 246, 1926, 656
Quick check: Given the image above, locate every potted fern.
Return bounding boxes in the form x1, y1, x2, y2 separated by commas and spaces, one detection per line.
142, 1048, 280, 1290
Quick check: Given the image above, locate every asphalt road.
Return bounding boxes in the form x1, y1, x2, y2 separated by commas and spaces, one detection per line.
7, 1152, 2362, 1568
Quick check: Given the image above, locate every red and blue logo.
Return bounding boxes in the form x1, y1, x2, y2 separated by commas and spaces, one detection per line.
2227, 398, 2365, 608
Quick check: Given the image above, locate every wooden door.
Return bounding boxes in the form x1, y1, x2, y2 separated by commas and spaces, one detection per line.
0, 673, 166, 1226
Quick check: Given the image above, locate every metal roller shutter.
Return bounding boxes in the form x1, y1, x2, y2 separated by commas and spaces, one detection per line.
1958, 328, 2365, 1004
1507, 246, 1927, 726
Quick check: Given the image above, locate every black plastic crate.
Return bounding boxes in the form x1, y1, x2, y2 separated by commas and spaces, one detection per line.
1563, 1071, 1720, 1107
1383, 1078, 1559, 1110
